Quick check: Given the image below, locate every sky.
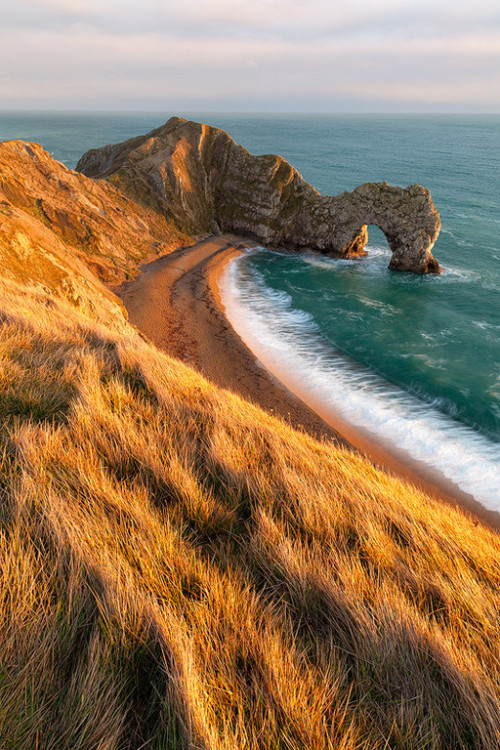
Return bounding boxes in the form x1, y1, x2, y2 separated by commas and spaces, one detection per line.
1, 0, 499, 112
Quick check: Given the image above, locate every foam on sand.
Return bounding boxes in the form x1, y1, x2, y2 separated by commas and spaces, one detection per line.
220, 252, 500, 510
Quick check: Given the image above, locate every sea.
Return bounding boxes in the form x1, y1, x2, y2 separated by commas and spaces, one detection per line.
1, 112, 499, 508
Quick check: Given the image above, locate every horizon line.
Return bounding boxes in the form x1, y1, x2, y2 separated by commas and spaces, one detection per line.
1, 109, 499, 116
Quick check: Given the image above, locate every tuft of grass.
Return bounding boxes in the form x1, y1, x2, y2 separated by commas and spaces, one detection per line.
0, 278, 500, 749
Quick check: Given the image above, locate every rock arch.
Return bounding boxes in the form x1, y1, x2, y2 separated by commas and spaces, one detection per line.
77, 117, 442, 274
293, 182, 442, 273
344, 183, 441, 273
235, 178, 443, 273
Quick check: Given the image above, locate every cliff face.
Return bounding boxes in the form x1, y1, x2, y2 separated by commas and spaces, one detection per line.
0, 140, 192, 326
77, 117, 442, 273
0, 140, 191, 285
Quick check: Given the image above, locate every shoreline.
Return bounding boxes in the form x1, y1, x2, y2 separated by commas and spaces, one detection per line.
113, 234, 500, 531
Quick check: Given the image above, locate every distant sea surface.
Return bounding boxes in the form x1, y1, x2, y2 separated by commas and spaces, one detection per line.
1, 112, 499, 507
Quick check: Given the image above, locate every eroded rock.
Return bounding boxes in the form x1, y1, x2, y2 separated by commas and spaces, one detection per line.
0, 139, 191, 283
77, 117, 442, 273
0, 139, 193, 327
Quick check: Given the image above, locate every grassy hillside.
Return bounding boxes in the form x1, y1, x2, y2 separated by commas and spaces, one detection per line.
0, 142, 499, 749
1, 274, 500, 750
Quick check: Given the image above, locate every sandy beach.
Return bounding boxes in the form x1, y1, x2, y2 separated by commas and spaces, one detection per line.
114, 234, 500, 529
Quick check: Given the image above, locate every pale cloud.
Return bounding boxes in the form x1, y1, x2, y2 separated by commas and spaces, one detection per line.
0, 0, 498, 110
10, 0, 500, 35
25, 0, 94, 14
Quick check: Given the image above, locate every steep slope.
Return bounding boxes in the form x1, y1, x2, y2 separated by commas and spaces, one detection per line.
0, 139, 499, 749
0, 140, 191, 285
77, 116, 442, 273
1, 256, 500, 749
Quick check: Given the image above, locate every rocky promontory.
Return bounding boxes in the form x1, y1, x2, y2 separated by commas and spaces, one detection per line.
77, 117, 442, 274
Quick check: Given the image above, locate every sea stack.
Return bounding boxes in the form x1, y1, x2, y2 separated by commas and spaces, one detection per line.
77, 117, 442, 274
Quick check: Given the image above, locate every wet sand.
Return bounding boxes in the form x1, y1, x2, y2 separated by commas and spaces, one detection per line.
114, 234, 500, 530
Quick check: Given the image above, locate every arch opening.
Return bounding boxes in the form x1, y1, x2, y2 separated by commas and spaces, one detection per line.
366, 224, 391, 253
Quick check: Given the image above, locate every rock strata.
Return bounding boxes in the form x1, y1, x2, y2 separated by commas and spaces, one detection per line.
0, 140, 192, 326
77, 117, 442, 273
0, 140, 190, 283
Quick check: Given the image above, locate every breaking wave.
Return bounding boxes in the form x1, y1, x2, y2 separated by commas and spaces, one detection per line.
220, 252, 500, 510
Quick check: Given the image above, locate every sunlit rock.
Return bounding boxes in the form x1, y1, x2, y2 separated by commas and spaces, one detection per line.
77, 117, 442, 273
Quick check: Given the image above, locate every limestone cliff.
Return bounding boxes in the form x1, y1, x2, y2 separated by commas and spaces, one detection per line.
0, 140, 192, 326
0, 140, 191, 284
77, 117, 442, 273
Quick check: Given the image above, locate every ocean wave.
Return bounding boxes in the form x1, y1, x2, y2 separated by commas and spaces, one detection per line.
257, 245, 482, 288
221, 254, 500, 510
358, 296, 398, 314
473, 319, 500, 332
437, 265, 480, 283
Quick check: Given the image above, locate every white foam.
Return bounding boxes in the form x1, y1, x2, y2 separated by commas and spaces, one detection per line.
220, 253, 500, 510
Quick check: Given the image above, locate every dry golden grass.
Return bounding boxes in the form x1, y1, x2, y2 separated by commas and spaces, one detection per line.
1, 278, 500, 749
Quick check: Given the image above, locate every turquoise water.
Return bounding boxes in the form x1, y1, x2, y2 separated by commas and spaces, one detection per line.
1, 112, 499, 504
